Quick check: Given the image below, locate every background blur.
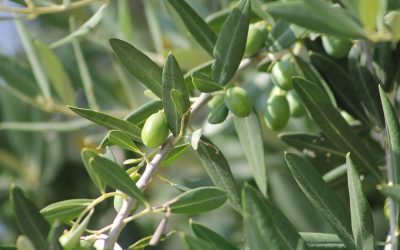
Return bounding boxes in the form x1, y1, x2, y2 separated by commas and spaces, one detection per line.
0, 0, 388, 249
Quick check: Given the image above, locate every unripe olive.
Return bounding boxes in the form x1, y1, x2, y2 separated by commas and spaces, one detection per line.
208, 95, 225, 109
224, 87, 252, 118
321, 36, 352, 59
245, 22, 268, 57
264, 94, 290, 131
287, 90, 305, 118
141, 111, 169, 148
271, 58, 294, 90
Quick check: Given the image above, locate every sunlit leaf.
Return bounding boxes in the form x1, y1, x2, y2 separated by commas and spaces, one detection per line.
40, 199, 93, 224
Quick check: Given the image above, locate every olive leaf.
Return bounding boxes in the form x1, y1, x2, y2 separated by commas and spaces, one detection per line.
108, 130, 141, 153
110, 38, 163, 98
162, 53, 190, 135
180, 233, 214, 250
266, 20, 306, 53
124, 100, 163, 127
10, 184, 50, 250
190, 220, 238, 250
166, 0, 217, 56
212, 0, 250, 85
81, 148, 106, 194
40, 199, 93, 224
191, 72, 223, 93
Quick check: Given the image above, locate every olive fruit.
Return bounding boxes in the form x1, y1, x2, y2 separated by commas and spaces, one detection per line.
286, 90, 305, 118
271, 58, 294, 90
245, 22, 268, 57
264, 94, 290, 130
224, 87, 252, 117
141, 111, 169, 148
321, 36, 352, 59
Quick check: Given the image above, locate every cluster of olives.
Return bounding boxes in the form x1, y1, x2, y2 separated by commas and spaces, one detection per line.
265, 57, 306, 131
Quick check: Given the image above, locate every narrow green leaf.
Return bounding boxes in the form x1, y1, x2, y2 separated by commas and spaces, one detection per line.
348, 44, 384, 128
346, 154, 375, 250
180, 233, 213, 250
300, 0, 365, 38
205, 8, 230, 33
190, 221, 238, 250
81, 148, 105, 194
190, 129, 203, 151
379, 86, 400, 185
10, 184, 50, 250
89, 156, 147, 205
284, 153, 356, 250
195, 136, 241, 212
280, 132, 346, 168
292, 77, 381, 181
51, 4, 107, 48
110, 38, 162, 98
166, 0, 217, 56
266, 21, 306, 52
293, 55, 337, 107
300, 233, 345, 249
108, 130, 140, 153
162, 53, 190, 135
212, 0, 250, 85
170, 89, 185, 115
192, 72, 223, 93
233, 112, 267, 196
266, 2, 342, 36
0, 53, 39, 98
128, 232, 176, 250
161, 143, 191, 167
208, 101, 229, 124
69, 106, 142, 142
168, 186, 227, 214
309, 52, 369, 125
373, 42, 395, 92
59, 210, 93, 250
124, 100, 163, 127
40, 199, 93, 224
359, 0, 379, 30
242, 184, 286, 250
34, 40, 75, 105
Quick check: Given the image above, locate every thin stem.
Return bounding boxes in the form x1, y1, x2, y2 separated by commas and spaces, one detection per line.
0, 0, 98, 16
71, 17, 99, 110
103, 93, 211, 249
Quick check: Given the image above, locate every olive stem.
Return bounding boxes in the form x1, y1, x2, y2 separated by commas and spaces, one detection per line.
103, 93, 211, 249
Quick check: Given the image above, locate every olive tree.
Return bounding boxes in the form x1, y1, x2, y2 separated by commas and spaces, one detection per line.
0, 0, 400, 249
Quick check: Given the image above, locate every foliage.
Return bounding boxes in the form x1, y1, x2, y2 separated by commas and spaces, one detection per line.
0, 0, 400, 249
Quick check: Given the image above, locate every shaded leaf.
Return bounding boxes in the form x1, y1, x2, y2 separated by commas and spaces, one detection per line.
280, 132, 346, 169
124, 100, 163, 128
293, 77, 381, 181
166, 0, 217, 55
266, 20, 306, 53
300, 233, 346, 249
35, 40, 75, 105
242, 184, 286, 250
212, 0, 250, 85
161, 143, 191, 167
346, 154, 375, 250
162, 54, 190, 135
192, 72, 223, 93
16, 235, 35, 250
378, 185, 400, 200
40, 199, 93, 224
59, 210, 93, 250
309, 52, 369, 125
108, 130, 140, 153
69, 106, 142, 142
348, 43, 384, 128
190, 221, 238, 250
110, 38, 162, 97
233, 112, 267, 196
379, 86, 400, 185
89, 156, 147, 205
284, 153, 356, 250
81, 148, 105, 194
180, 233, 213, 250
10, 184, 50, 250
168, 186, 227, 214
195, 136, 241, 212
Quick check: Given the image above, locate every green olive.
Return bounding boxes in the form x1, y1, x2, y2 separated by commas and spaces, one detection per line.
271, 58, 294, 90
321, 36, 352, 59
264, 94, 290, 131
208, 95, 225, 108
224, 87, 252, 117
141, 111, 169, 148
245, 22, 268, 57
287, 90, 305, 118
208, 95, 229, 124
